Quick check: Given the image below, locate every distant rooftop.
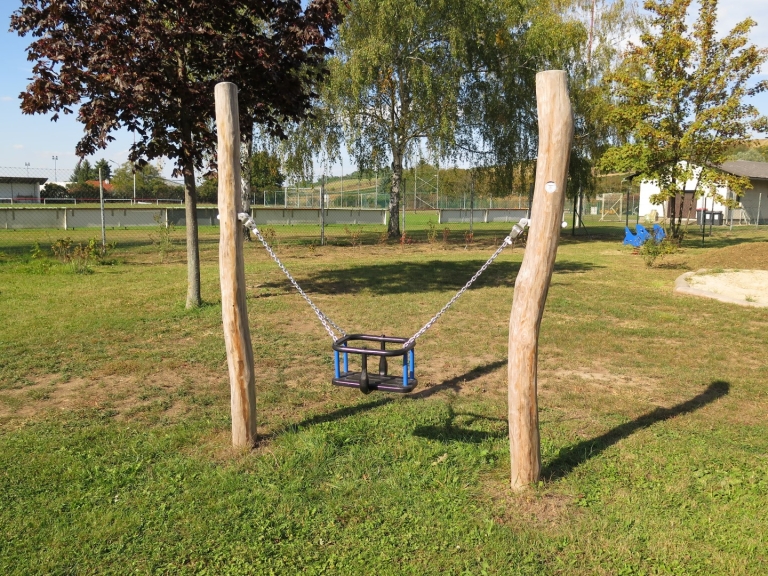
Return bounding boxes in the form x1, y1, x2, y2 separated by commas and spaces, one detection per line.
0, 176, 48, 185
719, 160, 768, 180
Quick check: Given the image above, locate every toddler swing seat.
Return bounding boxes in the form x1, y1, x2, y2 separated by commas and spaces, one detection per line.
332, 334, 417, 394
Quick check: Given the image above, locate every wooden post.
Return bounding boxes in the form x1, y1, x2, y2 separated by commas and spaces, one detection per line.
216, 82, 257, 448
508, 70, 573, 490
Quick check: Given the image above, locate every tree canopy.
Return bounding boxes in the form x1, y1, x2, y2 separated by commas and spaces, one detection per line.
599, 0, 768, 237
12, 0, 341, 306
69, 159, 111, 183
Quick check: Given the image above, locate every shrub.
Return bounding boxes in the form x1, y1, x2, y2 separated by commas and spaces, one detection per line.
639, 237, 677, 267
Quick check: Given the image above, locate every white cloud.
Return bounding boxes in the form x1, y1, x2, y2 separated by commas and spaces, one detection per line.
13, 144, 24, 149
1, 96, 13, 102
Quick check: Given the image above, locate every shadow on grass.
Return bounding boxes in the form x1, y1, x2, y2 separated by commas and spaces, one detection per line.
410, 359, 507, 399
412, 403, 507, 445
267, 358, 507, 442
260, 260, 599, 296
541, 380, 730, 482
265, 396, 394, 442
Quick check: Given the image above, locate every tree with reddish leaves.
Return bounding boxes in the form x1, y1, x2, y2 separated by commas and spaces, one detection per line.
12, 0, 341, 307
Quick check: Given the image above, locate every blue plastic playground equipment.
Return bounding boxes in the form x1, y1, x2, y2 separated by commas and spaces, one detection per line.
624, 223, 666, 247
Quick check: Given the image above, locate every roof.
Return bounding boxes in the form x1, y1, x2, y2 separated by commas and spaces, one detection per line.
0, 176, 48, 185
85, 180, 114, 192
718, 160, 768, 180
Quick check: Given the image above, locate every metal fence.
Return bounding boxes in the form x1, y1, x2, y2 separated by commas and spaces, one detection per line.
0, 164, 658, 259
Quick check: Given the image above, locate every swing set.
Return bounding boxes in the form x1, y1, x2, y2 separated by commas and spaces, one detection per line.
217, 71, 574, 492
239, 212, 530, 394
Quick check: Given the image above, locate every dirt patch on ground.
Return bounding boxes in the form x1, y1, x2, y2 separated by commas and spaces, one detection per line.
0, 366, 226, 425
691, 241, 768, 271
483, 473, 577, 530
543, 368, 660, 397
676, 269, 768, 307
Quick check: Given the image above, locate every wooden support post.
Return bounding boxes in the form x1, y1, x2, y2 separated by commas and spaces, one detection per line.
508, 71, 573, 490
216, 82, 257, 448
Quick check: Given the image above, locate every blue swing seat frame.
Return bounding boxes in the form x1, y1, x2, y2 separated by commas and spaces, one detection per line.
332, 334, 417, 394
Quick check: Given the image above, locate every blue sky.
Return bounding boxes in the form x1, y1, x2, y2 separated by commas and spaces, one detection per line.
1, 0, 767, 180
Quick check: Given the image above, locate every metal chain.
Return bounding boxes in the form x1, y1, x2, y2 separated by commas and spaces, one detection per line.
403, 234, 517, 349
239, 213, 346, 342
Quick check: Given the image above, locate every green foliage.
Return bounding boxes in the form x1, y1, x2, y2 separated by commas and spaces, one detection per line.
638, 237, 678, 267
600, 0, 768, 237
69, 159, 96, 183
65, 182, 99, 199
344, 226, 363, 247
93, 158, 111, 181
426, 220, 438, 244
196, 176, 218, 205
40, 182, 68, 199
68, 158, 110, 183
249, 150, 285, 195
51, 237, 115, 273
149, 215, 175, 263
111, 162, 183, 200
726, 143, 768, 162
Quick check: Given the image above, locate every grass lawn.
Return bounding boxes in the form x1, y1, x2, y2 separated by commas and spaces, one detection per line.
1, 225, 767, 574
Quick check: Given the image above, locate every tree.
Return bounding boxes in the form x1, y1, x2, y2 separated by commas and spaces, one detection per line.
111, 162, 160, 198
69, 160, 96, 183
599, 0, 768, 238
41, 182, 67, 199
250, 151, 285, 202
726, 143, 768, 162
94, 159, 111, 182
328, 0, 470, 238
12, 0, 341, 307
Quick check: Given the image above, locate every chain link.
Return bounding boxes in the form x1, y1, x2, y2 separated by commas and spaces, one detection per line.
240, 211, 525, 348
402, 234, 517, 349
239, 213, 346, 342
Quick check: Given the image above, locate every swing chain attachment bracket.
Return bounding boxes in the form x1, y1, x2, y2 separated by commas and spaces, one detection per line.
236, 212, 347, 342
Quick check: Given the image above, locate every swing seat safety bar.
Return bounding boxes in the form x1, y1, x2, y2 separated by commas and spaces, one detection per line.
332, 334, 417, 394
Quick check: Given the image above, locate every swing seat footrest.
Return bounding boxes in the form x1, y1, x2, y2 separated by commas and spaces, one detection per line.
333, 372, 418, 394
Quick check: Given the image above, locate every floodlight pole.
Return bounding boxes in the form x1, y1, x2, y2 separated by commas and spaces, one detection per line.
508, 70, 573, 491
215, 82, 257, 449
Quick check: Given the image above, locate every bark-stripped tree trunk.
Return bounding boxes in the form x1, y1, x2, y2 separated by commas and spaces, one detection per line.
216, 82, 257, 448
182, 121, 201, 309
389, 146, 403, 238
508, 70, 573, 491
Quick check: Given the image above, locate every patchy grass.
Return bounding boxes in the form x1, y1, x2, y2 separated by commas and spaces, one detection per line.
1, 226, 767, 574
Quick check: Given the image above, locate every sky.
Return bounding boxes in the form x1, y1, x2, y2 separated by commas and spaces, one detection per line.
1, 0, 767, 181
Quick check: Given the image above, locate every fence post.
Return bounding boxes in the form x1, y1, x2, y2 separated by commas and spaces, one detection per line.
320, 176, 326, 246
215, 82, 257, 449
99, 167, 106, 251
508, 70, 573, 491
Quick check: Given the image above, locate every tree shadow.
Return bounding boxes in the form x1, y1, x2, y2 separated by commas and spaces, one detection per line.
541, 380, 730, 481
258, 259, 599, 297
412, 404, 507, 444
410, 359, 507, 399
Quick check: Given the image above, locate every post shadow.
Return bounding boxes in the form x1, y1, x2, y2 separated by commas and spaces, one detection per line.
409, 358, 507, 399
541, 380, 730, 481
264, 396, 394, 442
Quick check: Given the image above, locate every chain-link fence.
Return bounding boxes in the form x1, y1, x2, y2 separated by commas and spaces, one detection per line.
2, 164, 653, 259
